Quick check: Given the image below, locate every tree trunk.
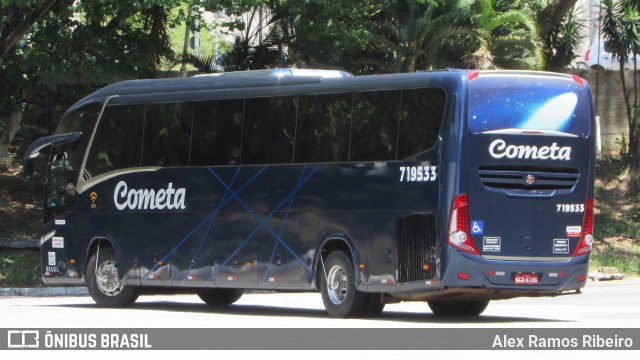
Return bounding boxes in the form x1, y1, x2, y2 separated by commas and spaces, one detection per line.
0, 0, 61, 58
0, 109, 24, 161
538, 0, 579, 39
632, 64, 640, 192
631, 121, 640, 193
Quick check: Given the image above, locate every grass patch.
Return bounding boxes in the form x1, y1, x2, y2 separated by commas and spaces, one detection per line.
591, 244, 640, 275
0, 249, 42, 287
592, 159, 640, 275
595, 206, 640, 241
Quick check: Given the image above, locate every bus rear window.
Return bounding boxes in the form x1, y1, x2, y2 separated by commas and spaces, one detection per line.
468, 75, 591, 137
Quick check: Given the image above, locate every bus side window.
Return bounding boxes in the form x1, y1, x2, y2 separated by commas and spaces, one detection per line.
142, 102, 192, 167
242, 96, 297, 165
294, 93, 352, 163
350, 90, 400, 162
85, 105, 144, 176
190, 99, 244, 166
397, 88, 446, 159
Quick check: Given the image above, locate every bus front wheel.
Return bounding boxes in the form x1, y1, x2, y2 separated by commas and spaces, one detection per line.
319, 251, 368, 318
86, 247, 138, 307
427, 300, 489, 317
197, 289, 244, 305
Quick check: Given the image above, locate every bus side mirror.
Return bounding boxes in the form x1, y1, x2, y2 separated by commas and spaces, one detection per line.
22, 132, 82, 181
23, 155, 37, 181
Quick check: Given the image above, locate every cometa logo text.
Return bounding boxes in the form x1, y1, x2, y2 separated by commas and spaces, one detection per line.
489, 139, 571, 160
113, 181, 186, 210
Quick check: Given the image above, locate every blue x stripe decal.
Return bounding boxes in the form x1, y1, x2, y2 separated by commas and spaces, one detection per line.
142, 165, 319, 286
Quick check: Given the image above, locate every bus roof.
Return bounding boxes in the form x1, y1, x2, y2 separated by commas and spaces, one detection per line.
65, 69, 580, 115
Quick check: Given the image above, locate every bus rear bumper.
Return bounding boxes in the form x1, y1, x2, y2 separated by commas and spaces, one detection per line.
440, 248, 590, 292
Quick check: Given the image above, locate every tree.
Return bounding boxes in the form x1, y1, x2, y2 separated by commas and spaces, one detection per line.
0, 0, 63, 68
537, 0, 579, 40
469, 0, 543, 69
0, 0, 70, 161
600, 0, 640, 188
533, 0, 584, 71
0, 0, 185, 161
371, 0, 475, 73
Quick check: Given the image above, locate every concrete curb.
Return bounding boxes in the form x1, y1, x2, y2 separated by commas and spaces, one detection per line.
0, 287, 88, 297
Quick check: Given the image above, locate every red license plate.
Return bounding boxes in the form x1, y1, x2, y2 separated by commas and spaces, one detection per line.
514, 273, 539, 284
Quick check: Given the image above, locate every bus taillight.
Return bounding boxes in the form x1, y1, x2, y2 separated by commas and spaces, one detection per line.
448, 194, 480, 255
573, 197, 594, 256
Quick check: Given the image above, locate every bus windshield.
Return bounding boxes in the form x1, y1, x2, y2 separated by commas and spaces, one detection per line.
468, 74, 592, 137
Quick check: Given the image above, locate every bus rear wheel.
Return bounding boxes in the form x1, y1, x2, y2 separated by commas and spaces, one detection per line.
197, 288, 244, 305
86, 247, 138, 307
319, 251, 368, 318
362, 293, 385, 317
427, 300, 489, 317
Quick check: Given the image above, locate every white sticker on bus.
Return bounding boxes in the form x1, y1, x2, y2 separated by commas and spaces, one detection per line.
48, 252, 56, 266
52, 237, 64, 249
554, 239, 570, 254
489, 139, 571, 160
113, 181, 186, 211
483, 237, 501, 252
566, 226, 582, 237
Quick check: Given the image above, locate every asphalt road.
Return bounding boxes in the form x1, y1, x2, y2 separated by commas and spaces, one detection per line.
1, 278, 639, 359
2, 278, 640, 328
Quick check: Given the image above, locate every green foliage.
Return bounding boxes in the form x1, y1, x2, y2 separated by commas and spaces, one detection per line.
471, 0, 544, 69
600, 0, 640, 171
533, 1, 584, 70
207, 0, 546, 73
0, 250, 41, 287
371, 0, 476, 72
595, 206, 640, 241
0, 151, 17, 169
591, 245, 640, 275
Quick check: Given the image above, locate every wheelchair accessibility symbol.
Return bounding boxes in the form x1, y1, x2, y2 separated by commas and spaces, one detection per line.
471, 220, 484, 235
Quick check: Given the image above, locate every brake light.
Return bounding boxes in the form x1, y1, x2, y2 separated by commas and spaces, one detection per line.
448, 194, 480, 255
572, 75, 585, 85
468, 70, 480, 81
573, 197, 594, 256
585, 49, 591, 61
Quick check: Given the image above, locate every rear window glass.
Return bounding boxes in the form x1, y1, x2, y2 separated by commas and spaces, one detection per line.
468, 75, 592, 137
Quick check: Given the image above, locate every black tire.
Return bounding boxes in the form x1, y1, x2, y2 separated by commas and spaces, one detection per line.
362, 293, 385, 318
427, 300, 489, 317
86, 247, 138, 307
197, 288, 244, 305
319, 251, 368, 318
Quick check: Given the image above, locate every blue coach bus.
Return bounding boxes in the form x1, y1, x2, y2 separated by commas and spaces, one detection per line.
23, 69, 595, 317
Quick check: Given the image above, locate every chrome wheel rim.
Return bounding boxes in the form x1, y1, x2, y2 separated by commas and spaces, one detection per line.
95, 260, 123, 296
327, 265, 348, 305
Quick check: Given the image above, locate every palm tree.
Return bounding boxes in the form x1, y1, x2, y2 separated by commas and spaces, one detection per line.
372, 0, 476, 72
600, 0, 640, 184
469, 0, 543, 69
532, 0, 584, 71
